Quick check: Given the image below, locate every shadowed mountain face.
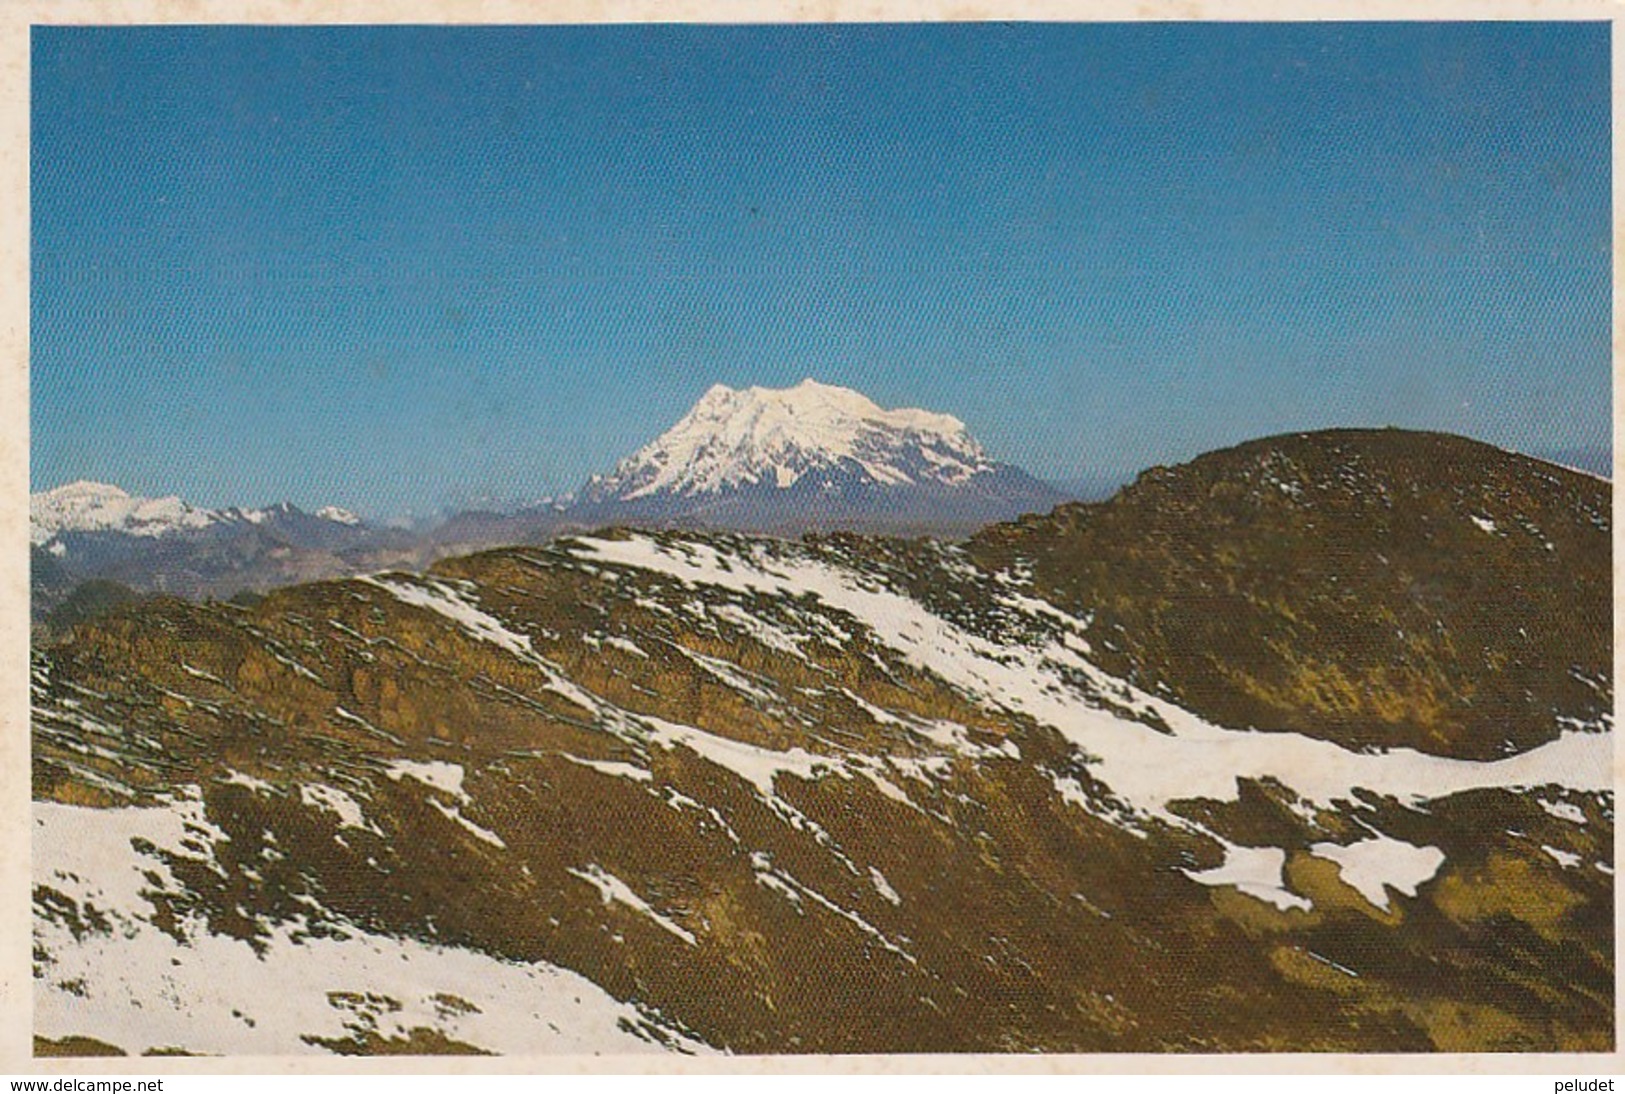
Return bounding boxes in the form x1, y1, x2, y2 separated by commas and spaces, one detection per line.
31, 430, 1612, 1056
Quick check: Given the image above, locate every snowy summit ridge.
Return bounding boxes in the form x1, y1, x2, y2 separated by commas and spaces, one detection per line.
30, 481, 216, 545
583, 378, 997, 502
30, 480, 364, 546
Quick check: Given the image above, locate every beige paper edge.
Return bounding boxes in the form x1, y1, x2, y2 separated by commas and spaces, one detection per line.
0, 0, 1618, 1076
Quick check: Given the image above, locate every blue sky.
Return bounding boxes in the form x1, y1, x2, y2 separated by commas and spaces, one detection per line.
33, 22, 1610, 518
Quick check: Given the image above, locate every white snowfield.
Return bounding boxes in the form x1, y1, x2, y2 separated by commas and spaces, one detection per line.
1184, 844, 1312, 912
569, 533, 1611, 911
30, 481, 216, 544
30, 480, 362, 545
33, 797, 710, 1056
1307, 836, 1447, 911
586, 378, 996, 500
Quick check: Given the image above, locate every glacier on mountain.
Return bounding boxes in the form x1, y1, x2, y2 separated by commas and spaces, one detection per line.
582, 379, 998, 502
30, 481, 216, 545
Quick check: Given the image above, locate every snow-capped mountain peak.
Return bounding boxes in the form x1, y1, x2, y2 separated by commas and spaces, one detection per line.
30, 482, 367, 546
30, 481, 216, 545
584, 379, 995, 502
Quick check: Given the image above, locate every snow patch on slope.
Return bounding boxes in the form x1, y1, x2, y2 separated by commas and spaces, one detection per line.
569, 534, 1612, 825
1308, 836, 1446, 911
568, 865, 697, 946
1183, 844, 1311, 912
385, 760, 469, 804
34, 797, 706, 1055
299, 783, 380, 834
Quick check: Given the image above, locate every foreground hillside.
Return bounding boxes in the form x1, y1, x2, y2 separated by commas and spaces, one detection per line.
32, 430, 1612, 1055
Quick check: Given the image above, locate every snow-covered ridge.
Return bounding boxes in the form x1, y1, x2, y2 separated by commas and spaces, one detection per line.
570, 533, 1612, 821
30, 481, 215, 545
584, 379, 997, 501
30, 481, 363, 545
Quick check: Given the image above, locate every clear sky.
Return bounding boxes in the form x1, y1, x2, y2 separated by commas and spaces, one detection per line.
32, 22, 1611, 519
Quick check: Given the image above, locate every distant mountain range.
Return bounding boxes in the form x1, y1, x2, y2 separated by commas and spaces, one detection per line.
28, 483, 419, 618
29, 381, 1611, 617
31, 480, 364, 549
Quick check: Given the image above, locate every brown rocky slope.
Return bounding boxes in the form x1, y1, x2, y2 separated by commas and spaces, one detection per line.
31, 429, 1612, 1055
